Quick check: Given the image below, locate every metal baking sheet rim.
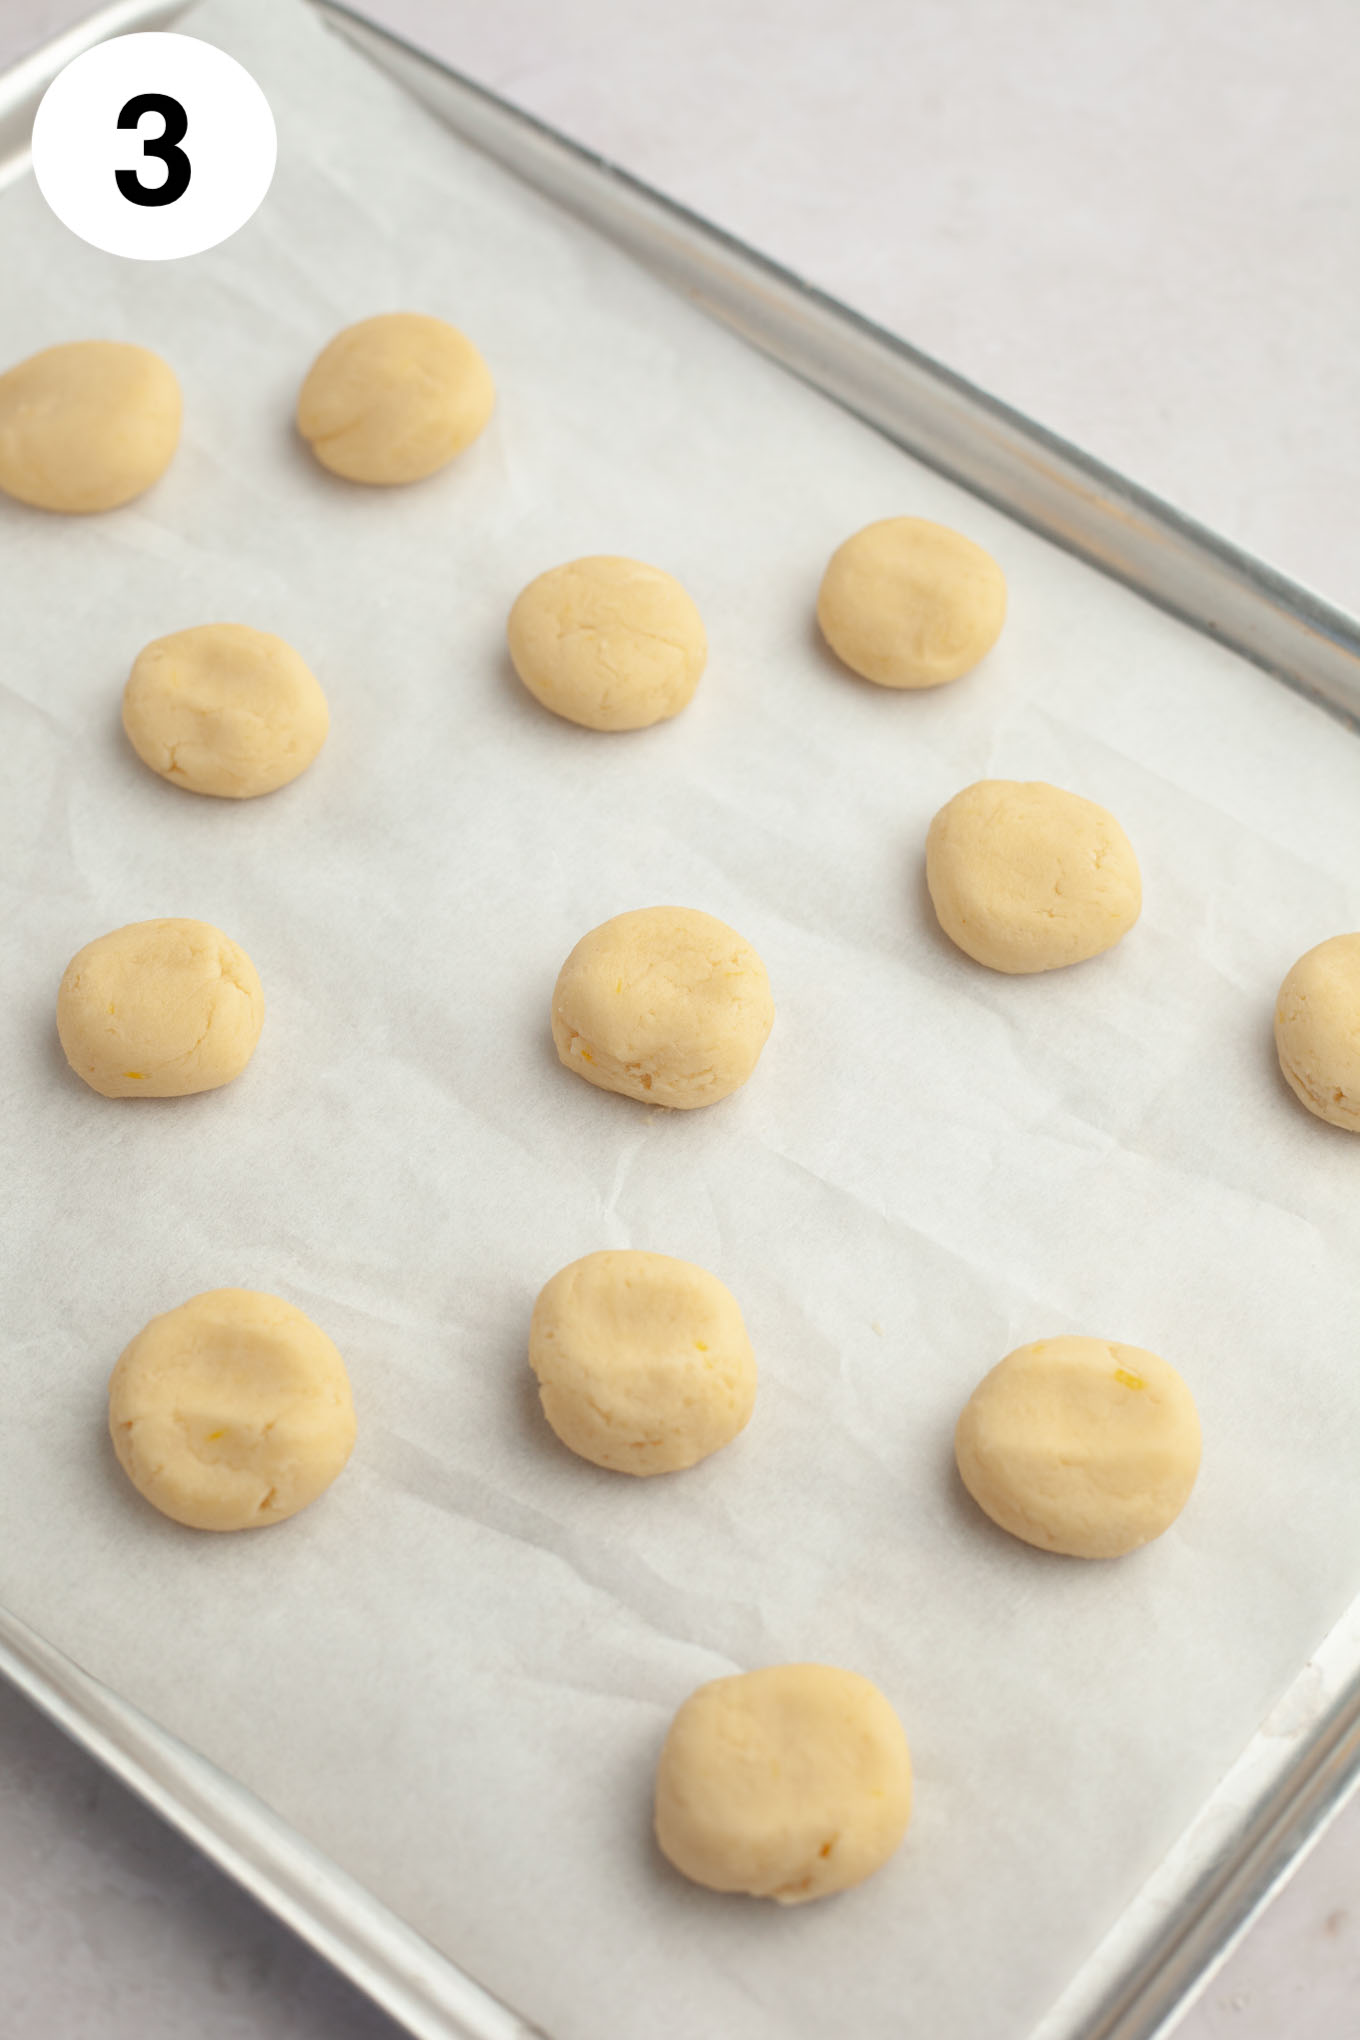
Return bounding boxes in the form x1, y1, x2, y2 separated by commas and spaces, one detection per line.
3, 6, 1360, 2040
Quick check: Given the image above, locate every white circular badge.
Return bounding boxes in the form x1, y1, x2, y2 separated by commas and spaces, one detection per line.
31, 32, 276, 261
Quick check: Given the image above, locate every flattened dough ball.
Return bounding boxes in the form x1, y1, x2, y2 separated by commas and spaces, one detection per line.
296, 313, 494, 484
508, 555, 706, 731
955, 1336, 1202, 1559
109, 1289, 356, 1531
817, 516, 1005, 688
655, 1664, 912, 1903
529, 1250, 756, 1474
0, 341, 180, 512
551, 906, 774, 1109
57, 918, 264, 1099
927, 778, 1141, 973
1274, 934, 1360, 1130
123, 624, 330, 798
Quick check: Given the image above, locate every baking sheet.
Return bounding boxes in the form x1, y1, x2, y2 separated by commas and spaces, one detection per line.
3, 3, 1360, 2036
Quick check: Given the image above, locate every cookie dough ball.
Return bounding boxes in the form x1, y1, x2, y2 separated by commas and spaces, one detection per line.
507, 556, 707, 731
57, 919, 264, 1099
296, 313, 494, 484
955, 1336, 1202, 1559
123, 624, 330, 799
655, 1665, 912, 1903
926, 778, 1141, 974
109, 1290, 356, 1531
0, 341, 181, 513
551, 906, 774, 1109
1274, 934, 1360, 1131
817, 516, 1005, 688
529, 1250, 756, 1474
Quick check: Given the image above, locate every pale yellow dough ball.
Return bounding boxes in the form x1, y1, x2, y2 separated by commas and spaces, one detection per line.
551, 906, 774, 1109
296, 313, 494, 484
655, 1664, 913, 1903
926, 778, 1141, 973
123, 624, 329, 798
955, 1336, 1202, 1559
529, 1250, 756, 1475
0, 341, 180, 513
57, 918, 264, 1099
507, 555, 707, 731
1274, 934, 1360, 1131
109, 1289, 356, 1531
817, 515, 1005, 688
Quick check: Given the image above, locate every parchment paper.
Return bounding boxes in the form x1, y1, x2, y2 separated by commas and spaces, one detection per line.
4, 4, 1360, 2035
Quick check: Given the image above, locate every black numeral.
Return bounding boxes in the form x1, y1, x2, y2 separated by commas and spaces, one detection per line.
115, 93, 191, 208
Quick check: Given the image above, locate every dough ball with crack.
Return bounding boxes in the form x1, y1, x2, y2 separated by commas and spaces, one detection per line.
0, 340, 181, 513
57, 918, 264, 1098
296, 313, 494, 484
529, 1249, 756, 1474
551, 906, 773, 1109
109, 1289, 356, 1531
817, 515, 1005, 687
507, 555, 706, 730
1274, 934, 1360, 1131
955, 1336, 1202, 1558
926, 778, 1141, 973
655, 1664, 913, 1903
123, 624, 329, 798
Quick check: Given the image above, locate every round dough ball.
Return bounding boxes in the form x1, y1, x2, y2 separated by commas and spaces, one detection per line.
655, 1664, 912, 1904
507, 556, 707, 731
955, 1336, 1202, 1559
817, 516, 1005, 688
57, 918, 264, 1099
0, 341, 181, 513
123, 624, 330, 799
551, 906, 774, 1110
296, 313, 494, 484
1274, 934, 1360, 1131
926, 778, 1141, 974
529, 1250, 756, 1475
109, 1289, 356, 1531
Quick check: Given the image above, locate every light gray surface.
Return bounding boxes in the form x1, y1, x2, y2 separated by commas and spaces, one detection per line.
3, 4, 1359, 2038
0, 1681, 401, 2040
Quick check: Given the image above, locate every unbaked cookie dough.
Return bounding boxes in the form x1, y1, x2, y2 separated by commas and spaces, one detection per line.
955, 1336, 1202, 1559
655, 1664, 912, 1903
817, 516, 1006, 688
529, 1250, 756, 1474
507, 556, 707, 731
0, 341, 181, 513
926, 778, 1141, 973
296, 313, 494, 484
57, 918, 264, 1099
109, 1289, 356, 1531
551, 906, 774, 1109
123, 624, 330, 798
1274, 934, 1360, 1131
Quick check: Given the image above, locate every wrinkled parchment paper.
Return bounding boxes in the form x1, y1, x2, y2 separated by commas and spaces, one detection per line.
4, 5, 1360, 2035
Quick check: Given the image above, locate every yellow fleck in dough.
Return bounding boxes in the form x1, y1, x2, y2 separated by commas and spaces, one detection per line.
955, 1336, 1202, 1559
0, 341, 180, 513
655, 1664, 912, 1903
123, 624, 329, 799
108, 1289, 356, 1531
529, 1250, 756, 1474
551, 906, 773, 1109
296, 313, 494, 484
507, 555, 706, 731
56, 918, 264, 1099
926, 778, 1141, 973
817, 515, 1005, 688
1274, 934, 1360, 1131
